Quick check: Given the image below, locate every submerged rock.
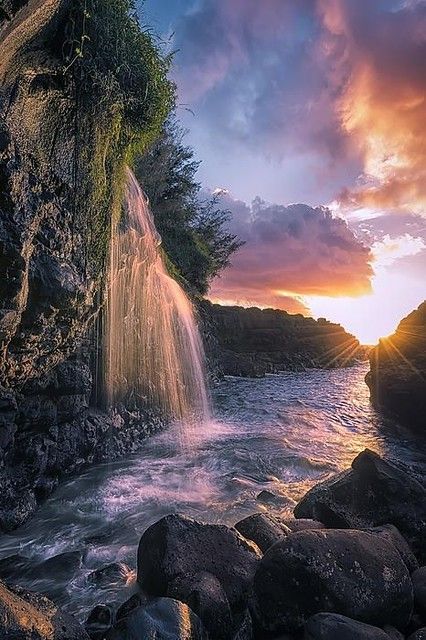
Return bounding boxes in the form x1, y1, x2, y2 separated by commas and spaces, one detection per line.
137, 514, 260, 638
106, 597, 206, 640
304, 613, 391, 640
294, 448, 426, 561
0, 579, 88, 639
85, 604, 114, 640
252, 528, 413, 634
87, 562, 131, 587
235, 513, 291, 552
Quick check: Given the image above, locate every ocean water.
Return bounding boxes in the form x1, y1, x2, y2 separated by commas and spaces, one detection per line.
0, 364, 424, 621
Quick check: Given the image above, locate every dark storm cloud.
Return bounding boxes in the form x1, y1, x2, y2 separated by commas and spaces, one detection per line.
208, 193, 373, 310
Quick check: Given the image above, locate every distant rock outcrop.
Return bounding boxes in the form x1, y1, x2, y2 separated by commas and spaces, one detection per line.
201, 301, 366, 377
366, 301, 426, 432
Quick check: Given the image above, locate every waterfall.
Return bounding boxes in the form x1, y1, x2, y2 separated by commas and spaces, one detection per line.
104, 167, 210, 425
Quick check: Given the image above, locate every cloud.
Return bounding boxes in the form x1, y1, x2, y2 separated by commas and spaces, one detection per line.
318, 0, 426, 213
208, 194, 373, 312
371, 234, 426, 269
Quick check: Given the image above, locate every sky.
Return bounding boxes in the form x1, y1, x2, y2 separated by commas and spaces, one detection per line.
139, 0, 426, 344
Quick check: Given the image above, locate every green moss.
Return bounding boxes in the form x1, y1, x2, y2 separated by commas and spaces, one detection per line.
61, 0, 175, 275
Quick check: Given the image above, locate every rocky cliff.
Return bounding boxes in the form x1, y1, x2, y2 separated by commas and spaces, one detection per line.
0, 0, 172, 531
366, 301, 426, 432
202, 301, 365, 377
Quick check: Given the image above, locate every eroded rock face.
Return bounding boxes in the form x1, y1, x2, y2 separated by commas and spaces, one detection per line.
251, 528, 413, 634
137, 514, 261, 639
366, 301, 426, 432
294, 448, 426, 562
0, 579, 89, 639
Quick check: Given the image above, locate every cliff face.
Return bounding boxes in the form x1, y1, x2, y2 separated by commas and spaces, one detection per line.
202, 301, 365, 377
0, 0, 171, 531
366, 301, 426, 432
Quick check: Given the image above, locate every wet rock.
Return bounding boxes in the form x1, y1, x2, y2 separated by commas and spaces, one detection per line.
0, 579, 89, 638
408, 630, 426, 640
106, 597, 207, 640
413, 567, 426, 616
85, 604, 114, 640
88, 562, 131, 587
383, 625, 405, 640
0, 553, 34, 582
37, 550, 84, 581
364, 524, 419, 574
235, 513, 291, 552
281, 517, 325, 532
116, 593, 148, 621
168, 571, 233, 639
294, 449, 426, 562
304, 613, 391, 639
252, 529, 413, 635
137, 514, 261, 635
256, 489, 293, 507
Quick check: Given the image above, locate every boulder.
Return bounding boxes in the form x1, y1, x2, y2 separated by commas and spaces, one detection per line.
106, 597, 206, 640
408, 630, 426, 640
304, 613, 391, 639
281, 518, 325, 532
383, 626, 405, 640
413, 567, 426, 616
137, 514, 260, 637
235, 513, 291, 552
252, 529, 413, 634
85, 604, 114, 640
364, 525, 419, 574
168, 571, 233, 640
0, 579, 89, 639
294, 449, 426, 561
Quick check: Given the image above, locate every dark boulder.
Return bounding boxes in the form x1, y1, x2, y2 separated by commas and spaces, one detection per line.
168, 571, 233, 640
304, 613, 391, 640
137, 514, 260, 637
235, 513, 291, 552
106, 597, 207, 640
383, 626, 405, 640
281, 518, 325, 532
294, 449, 426, 561
363, 525, 419, 574
252, 529, 413, 634
413, 567, 426, 616
85, 604, 114, 640
0, 579, 89, 639
408, 630, 426, 640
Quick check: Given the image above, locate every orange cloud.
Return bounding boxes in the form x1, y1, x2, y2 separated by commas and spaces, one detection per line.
318, 0, 426, 213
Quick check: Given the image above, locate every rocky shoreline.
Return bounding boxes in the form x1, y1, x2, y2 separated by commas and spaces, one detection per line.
1, 448, 425, 639
201, 301, 368, 378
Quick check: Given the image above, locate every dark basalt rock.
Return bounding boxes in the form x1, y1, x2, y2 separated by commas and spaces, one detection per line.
137, 514, 261, 638
85, 604, 114, 640
366, 301, 426, 432
413, 567, 426, 616
304, 613, 391, 640
409, 630, 426, 640
251, 529, 413, 634
0, 579, 89, 639
281, 517, 325, 532
235, 513, 291, 553
106, 597, 207, 640
363, 525, 419, 574
200, 300, 367, 378
294, 448, 426, 562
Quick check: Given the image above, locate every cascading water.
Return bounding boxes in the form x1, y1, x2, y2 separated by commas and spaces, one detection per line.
104, 167, 210, 427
